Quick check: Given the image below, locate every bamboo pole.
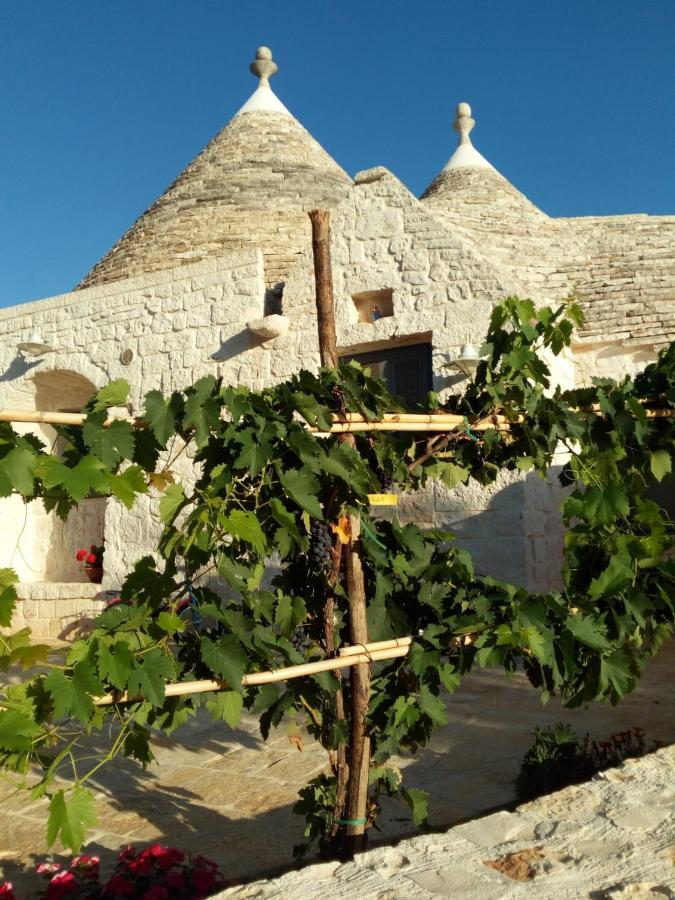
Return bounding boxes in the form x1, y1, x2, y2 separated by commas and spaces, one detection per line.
1, 408, 672, 430
339, 636, 412, 657
94, 644, 410, 707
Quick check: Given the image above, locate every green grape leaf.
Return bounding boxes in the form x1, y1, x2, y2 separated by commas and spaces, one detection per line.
97, 641, 135, 691
201, 634, 247, 689
0, 710, 43, 751
144, 390, 177, 446
0, 447, 37, 496
207, 690, 243, 729
106, 465, 149, 509
159, 482, 185, 523
566, 614, 611, 651
0, 568, 18, 627
90, 379, 130, 413
650, 450, 672, 482
277, 468, 323, 519
221, 509, 267, 556
126, 649, 175, 707
400, 787, 429, 826
47, 787, 97, 852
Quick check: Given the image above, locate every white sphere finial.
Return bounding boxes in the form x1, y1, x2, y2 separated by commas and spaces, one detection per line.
249, 46, 278, 85
453, 101, 476, 146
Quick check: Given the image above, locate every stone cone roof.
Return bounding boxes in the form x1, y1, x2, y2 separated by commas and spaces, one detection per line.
77, 56, 352, 291
420, 102, 547, 231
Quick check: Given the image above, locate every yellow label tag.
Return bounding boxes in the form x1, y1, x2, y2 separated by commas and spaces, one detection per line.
367, 494, 398, 506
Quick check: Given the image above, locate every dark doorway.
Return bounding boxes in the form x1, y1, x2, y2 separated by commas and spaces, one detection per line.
342, 342, 433, 407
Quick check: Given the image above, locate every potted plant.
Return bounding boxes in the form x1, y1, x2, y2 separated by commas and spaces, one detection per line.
75, 544, 104, 584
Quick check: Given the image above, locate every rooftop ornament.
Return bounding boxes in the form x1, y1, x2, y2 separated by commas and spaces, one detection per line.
235, 46, 291, 117
442, 102, 495, 172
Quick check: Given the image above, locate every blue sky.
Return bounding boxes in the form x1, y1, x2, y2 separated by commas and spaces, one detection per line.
0, 0, 673, 308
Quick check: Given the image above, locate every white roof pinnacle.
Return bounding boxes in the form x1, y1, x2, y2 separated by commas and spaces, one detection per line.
442, 102, 495, 172
235, 46, 292, 117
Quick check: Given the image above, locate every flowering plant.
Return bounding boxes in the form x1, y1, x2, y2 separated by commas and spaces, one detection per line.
75, 545, 104, 569
0, 845, 226, 899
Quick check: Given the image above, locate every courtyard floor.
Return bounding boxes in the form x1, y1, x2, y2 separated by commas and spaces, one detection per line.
0, 643, 673, 896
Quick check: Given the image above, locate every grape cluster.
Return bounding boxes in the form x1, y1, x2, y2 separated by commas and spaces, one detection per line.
290, 628, 313, 653
309, 521, 333, 575
380, 473, 394, 492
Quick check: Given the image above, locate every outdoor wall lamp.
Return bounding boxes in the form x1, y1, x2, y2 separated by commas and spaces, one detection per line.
446, 342, 480, 378
17, 332, 55, 358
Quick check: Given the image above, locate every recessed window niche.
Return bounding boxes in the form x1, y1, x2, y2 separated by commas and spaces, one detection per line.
351, 289, 394, 324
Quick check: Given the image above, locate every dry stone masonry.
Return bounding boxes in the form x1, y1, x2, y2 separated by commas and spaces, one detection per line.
0, 47, 673, 636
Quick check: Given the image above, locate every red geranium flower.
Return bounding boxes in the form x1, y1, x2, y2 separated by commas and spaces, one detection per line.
86, 553, 98, 565
193, 869, 216, 894
164, 869, 185, 889
75, 550, 88, 562
141, 887, 169, 900
46, 870, 77, 900
70, 855, 99, 878
37, 863, 62, 876
0, 883, 17, 899
104, 874, 135, 897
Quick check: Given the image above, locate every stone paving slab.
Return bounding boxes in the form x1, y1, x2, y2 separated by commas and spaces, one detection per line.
216, 745, 675, 899
0, 643, 673, 896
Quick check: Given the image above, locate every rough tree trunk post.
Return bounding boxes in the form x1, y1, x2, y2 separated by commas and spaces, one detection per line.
310, 209, 371, 856
309, 209, 339, 369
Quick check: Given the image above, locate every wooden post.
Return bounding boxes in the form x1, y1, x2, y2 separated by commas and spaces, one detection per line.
343, 514, 371, 854
310, 209, 371, 857
309, 209, 339, 369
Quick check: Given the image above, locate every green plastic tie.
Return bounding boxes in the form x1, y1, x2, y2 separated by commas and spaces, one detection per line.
360, 519, 387, 550
463, 416, 480, 442
334, 816, 368, 826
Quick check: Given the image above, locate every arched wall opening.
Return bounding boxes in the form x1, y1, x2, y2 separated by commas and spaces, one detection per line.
0, 369, 106, 584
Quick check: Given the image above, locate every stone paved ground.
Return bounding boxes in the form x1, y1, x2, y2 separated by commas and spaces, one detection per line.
218, 745, 675, 899
0, 643, 673, 896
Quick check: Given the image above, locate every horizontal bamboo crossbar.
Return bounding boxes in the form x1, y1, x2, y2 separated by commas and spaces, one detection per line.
94, 642, 411, 707
2, 407, 672, 434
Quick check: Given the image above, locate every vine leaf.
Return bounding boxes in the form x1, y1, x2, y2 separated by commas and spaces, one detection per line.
97, 641, 135, 691
0, 710, 43, 751
400, 787, 429, 826
107, 466, 148, 509
126, 649, 175, 707
650, 449, 672, 482
0, 568, 18, 627
222, 510, 267, 556
159, 482, 185, 523
277, 468, 323, 519
47, 788, 97, 852
144, 390, 177, 446
207, 691, 243, 729
566, 614, 611, 651
90, 379, 130, 413
201, 634, 247, 689
45, 662, 103, 724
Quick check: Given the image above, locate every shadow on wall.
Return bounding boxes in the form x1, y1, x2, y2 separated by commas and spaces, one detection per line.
397, 468, 568, 593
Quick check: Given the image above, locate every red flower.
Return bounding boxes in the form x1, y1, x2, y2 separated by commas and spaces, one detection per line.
193, 869, 216, 894
76, 550, 88, 562
46, 870, 77, 900
105, 874, 135, 897
164, 869, 185, 889
70, 855, 99, 878
36, 863, 62, 876
141, 888, 169, 900
86, 553, 98, 565
0, 883, 17, 899
126, 856, 154, 876
139, 843, 183, 869
117, 845, 137, 863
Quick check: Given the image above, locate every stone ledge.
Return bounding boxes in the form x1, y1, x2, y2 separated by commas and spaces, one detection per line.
16, 581, 103, 601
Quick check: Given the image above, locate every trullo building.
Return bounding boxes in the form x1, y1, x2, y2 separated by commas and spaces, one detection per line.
1, 47, 673, 637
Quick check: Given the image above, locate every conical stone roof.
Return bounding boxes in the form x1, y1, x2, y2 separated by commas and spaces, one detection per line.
421, 103, 546, 230
77, 48, 352, 291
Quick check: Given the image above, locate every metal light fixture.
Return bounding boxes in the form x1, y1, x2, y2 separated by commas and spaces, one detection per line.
17, 332, 55, 358
446, 342, 480, 378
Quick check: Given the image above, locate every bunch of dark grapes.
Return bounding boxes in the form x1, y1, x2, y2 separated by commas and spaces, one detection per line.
309, 521, 333, 576
290, 628, 313, 653
380, 472, 394, 492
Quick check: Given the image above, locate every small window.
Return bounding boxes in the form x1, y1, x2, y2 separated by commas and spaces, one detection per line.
351, 289, 394, 324
342, 342, 433, 407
